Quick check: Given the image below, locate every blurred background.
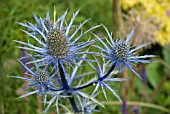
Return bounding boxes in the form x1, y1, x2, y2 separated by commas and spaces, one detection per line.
0, 0, 170, 114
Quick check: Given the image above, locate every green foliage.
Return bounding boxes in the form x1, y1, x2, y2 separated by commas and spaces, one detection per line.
146, 62, 163, 88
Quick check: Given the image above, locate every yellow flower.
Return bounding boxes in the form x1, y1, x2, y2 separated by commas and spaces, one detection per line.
156, 32, 170, 45
121, 0, 170, 45
121, 0, 139, 9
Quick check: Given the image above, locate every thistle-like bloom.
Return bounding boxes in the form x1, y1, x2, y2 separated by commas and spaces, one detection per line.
15, 10, 99, 68
11, 60, 57, 97
94, 25, 154, 79
17, 11, 52, 35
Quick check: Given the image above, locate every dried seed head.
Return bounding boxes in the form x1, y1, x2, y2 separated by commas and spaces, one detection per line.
113, 42, 129, 61
36, 72, 48, 84
47, 29, 69, 59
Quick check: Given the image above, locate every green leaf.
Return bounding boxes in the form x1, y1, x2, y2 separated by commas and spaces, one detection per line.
163, 46, 170, 72
146, 62, 162, 88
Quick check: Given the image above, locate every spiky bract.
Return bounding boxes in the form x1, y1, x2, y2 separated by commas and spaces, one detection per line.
94, 25, 155, 79
15, 10, 100, 67
11, 60, 58, 97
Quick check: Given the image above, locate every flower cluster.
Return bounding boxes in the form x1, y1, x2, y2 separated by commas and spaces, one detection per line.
12, 8, 154, 114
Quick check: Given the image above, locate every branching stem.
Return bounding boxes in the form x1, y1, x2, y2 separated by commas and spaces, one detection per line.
58, 61, 79, 112
48, 63, 116, 112
73, 64, 115, 90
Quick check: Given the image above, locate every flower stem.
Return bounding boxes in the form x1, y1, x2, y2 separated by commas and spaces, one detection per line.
73, 64, 115, 90
68, 92, 79, 112
58, 62, 70, 90
104, 101, 170, 114
52, 62, 62, 85
58, 61, 79, 112
99, 63, 116, 81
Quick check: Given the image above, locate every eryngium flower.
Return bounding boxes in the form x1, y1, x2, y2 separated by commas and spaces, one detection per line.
94, 25, 154, 79
11, 60, 56, 97
15, 10, 99, 67
17, 11, 53, 35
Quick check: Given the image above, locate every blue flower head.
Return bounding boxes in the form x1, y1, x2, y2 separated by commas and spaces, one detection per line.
15, 10, 100, 68
94, 25, 155, 79
11, 60, 56, 98
33, 11, 53, 35
17, 11, 52, 35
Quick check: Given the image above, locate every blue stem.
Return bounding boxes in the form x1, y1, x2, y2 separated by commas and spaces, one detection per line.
58, 61, 79, 112
68, 92, 80, 113
52, 62, 62, 86
48, 63, 115, 112
73, 64, 115, 90
58, 62, 70, 90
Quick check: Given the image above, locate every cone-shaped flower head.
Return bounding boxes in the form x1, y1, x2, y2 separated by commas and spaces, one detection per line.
47, 29, 69, 59
11, 60, 57, 98
15, 10, 100, 67
36, 71, 49, 84
94, 25, 155, 79
113, 40, 130, 62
